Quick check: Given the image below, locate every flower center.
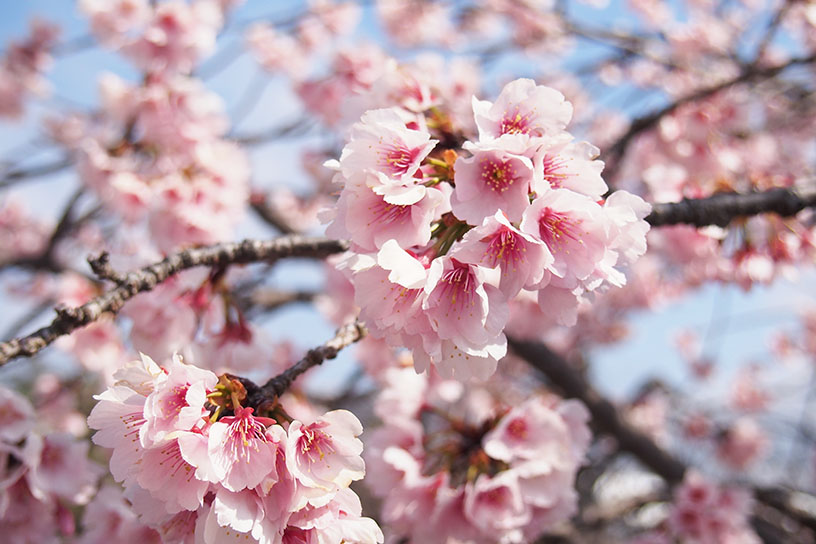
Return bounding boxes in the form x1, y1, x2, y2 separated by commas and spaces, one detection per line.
484, 227, 523, 269
538, 208, 583, 251
479, 156, 518, 193
539, 154, 570, 188
379, 141, 420, 176
299, 426, 336, 463
367, 194, 411, 226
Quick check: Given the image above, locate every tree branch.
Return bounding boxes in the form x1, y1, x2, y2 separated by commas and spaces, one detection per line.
0, 236, 348, 365
245, 320, 366, 404
3, 185, 816, 365
644, 185, 816, 227
507, 336, 816, 542
507, 336, 687, 483
0, 155, 74, 189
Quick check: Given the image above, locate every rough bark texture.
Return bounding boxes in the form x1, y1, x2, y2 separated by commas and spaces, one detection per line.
0, 236, 348, 365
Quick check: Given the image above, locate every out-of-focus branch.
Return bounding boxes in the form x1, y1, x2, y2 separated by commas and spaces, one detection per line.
0, 236, 349, 365
508, 336, 687, 483
7, 188, 89, 274
753, 0, 794, 63
250, 288, 317, 311
0, 155, 73, 189
232, 116, 315, 145
644, 185, 816, 227
603, 53, 816, 180
508, 337, 816, 542
250, 197, 299, 234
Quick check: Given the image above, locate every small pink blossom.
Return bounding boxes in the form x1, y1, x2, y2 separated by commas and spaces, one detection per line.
141, 354, 217, 447
326, 174, 448, 251
473, 78, 572, 144
0, 386, 35, 444
533, 139, 607, 198
207, 407, 284, 492
23, 432, 99, 504
483, 397, 573, 464
451, 143, 535, 224
452, 211, 554, 298
340, 107, 437, 183
464, 471, 530, 534
286, 410, 365, 505
520, 189, 609, 286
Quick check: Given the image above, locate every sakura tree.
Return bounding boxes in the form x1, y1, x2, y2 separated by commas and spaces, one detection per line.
0, 1, 815, 542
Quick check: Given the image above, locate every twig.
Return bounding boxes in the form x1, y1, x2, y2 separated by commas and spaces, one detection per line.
232, 116, 315, 145
87, 252, 126, 284
250, 288, 317, 311
0, 236, 349, 365
237, 321, 367, 408
753, 0, 793, 63
229, 69, 270, 129
260, 320, 366, 398
0, 155, 74, 189
250, 198, 299, 234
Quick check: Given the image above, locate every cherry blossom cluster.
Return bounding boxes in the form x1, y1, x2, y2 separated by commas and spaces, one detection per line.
59, 71, 249, 252
0, 384, 100, 541
0, 196, 51, 264
622, 89, 816, 289
0, 19, 58, 119
246, 1, 361, 81
635, 471, 759, 544
326, 78, 651, 380
365, 365, 590, 543
88, 353, 383, 544
79, 0, 236, 73
40, 1, 252, 253
373, 0, 569, 51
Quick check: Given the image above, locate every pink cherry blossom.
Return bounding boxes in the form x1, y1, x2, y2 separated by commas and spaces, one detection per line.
483, 397, 574, 464
0, 385, 35, 444
206, 407, 284, 492
532, 139, 607, 198
141, 354, 217, 447
339, 107, 437, 182
326, 174, 448, 251
473, 78, 572, 143
451, 143, 535, 224
286, 410, 365, 504
452, 211, 554, 298
520, 188, 609, 286
423, 256, 508, 351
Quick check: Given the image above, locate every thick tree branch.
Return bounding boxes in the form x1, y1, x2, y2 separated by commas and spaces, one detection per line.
0, 236, 348, 365
507, 337, 687, 483
507, 336, 816, 542
645, 185, 816, 227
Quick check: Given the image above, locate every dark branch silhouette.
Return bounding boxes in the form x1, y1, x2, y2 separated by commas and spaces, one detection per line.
645, 185, 816, 227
